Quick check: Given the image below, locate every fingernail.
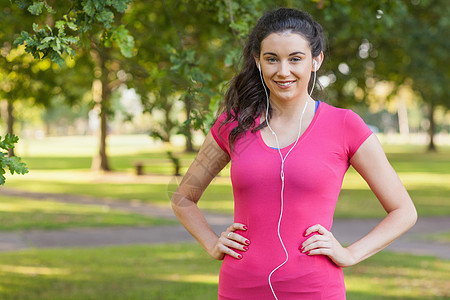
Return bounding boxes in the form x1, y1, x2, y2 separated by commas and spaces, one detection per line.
238, 254, 242, 259
243, 225, 248, 230
245, 240, 250, 245
243, 246, 249, 251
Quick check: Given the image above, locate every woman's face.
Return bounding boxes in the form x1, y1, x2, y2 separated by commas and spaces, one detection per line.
258, 32, 316, 105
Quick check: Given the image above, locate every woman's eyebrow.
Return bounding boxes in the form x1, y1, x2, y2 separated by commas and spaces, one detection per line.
263, 51, 306, 56
289, 51, 306, 56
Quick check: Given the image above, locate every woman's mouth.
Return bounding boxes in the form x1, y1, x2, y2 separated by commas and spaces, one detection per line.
275, 80, 296, 88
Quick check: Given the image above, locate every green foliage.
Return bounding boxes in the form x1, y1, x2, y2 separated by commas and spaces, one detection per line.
12, 0, 135, 65
109, 24, 134, 57
0, 134, 28, 185
27, 1, 44, 15
167, 46, 214, 134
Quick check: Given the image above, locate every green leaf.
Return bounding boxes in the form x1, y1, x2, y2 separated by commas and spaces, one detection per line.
15, 0, 31, 9
5, 156, 29, 175
111, 25, 134, 58
0, 134, 19, 151
50, 52, 65, 66
28, 1, 44, 15
83, 0, 95, 17
55, 20, 65, 31
41, 36, 55, 43
96, 9, 114, 28
64, 36, 79, 44
0, 134, 27, 185
66, 21, 78, 31
32, 22, 39, 32
109, 0, 130, 13
13, 31, 30, 46
45, 3, 56, 13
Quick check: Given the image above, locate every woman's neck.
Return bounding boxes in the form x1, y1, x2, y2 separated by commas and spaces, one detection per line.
269, 96, 314, 121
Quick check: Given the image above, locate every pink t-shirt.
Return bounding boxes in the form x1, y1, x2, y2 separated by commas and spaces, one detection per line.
211, 102, 373, 300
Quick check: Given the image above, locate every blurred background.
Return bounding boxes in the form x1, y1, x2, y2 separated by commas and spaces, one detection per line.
0, 0, 449, 299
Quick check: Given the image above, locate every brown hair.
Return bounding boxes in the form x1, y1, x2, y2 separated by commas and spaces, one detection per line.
218, 8, 325, 152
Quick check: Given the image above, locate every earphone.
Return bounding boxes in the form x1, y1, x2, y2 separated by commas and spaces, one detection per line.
258, 59, 317, 300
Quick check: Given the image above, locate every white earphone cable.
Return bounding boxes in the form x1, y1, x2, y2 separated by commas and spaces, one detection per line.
259, 60, 317, 299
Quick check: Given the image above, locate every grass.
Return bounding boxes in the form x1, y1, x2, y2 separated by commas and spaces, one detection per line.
0, 243, 448, 299
0, 195, 176, 231
4, 135, 450, 218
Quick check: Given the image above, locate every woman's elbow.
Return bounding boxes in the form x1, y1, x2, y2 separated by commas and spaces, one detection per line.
402, 201, 418, 231
408, 203, 418, 228
171, 188, 198, 211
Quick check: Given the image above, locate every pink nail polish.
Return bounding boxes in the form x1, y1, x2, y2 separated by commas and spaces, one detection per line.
245, 240, 250, 245
243, 246, 249, 251
243, 225, 248, 230
238, 254, 243, 259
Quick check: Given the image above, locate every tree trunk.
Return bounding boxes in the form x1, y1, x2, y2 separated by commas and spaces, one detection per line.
7, 101, 15, 157
397, 97, 409, 135
90, 48, 111, 171
184, 94, 194, 152
427, 102, 436, 152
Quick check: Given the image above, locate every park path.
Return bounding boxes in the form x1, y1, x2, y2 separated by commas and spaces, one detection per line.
1, 188, 449, 260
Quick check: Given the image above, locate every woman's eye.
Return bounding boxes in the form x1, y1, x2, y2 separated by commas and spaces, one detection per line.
267, 57, 278, 63
291, 57, 301, 62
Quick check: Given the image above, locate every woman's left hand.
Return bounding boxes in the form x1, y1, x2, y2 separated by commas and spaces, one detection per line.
300, 224, 356, 267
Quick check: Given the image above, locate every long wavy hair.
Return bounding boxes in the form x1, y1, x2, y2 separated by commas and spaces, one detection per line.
218, 8, 325, 152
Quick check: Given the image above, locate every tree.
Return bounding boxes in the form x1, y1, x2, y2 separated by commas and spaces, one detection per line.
373, 0, 450, 151
12, 0, 136, 171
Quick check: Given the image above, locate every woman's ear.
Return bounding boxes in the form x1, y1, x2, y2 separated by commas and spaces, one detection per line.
312, 51, 324, 72
254, 57, 260, 71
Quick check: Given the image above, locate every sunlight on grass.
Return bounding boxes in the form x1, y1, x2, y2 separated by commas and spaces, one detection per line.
0, 243, 448, 299
4, 137, 449, 218
152, 273, 219, 284
0, 195, 176, 230
345, 252, 450, 299
0, 265, 70, 275
15, 135, 166, 157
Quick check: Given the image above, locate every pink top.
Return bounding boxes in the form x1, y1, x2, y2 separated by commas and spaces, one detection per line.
211, 102, 373, 300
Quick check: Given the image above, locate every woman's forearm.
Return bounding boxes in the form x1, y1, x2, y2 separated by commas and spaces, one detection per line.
346, 204, 417, 265
171, 195, 218, 255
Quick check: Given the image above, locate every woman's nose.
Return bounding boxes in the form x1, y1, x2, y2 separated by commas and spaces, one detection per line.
277, 61, 291, 77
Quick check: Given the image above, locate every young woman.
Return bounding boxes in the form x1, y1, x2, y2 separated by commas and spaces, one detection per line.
171, 8, 417, 299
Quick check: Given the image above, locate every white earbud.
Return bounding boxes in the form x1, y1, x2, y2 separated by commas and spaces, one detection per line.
258, 61, 261, 71
313, 60, 317, 72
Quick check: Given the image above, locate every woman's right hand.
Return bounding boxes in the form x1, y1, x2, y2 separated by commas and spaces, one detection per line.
208, 223, 250, 260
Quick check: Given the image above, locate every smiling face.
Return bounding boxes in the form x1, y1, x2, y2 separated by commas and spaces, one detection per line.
258, 32, 317, 105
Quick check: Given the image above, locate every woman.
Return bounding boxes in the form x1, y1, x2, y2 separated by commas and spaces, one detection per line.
171, 8, 417, 299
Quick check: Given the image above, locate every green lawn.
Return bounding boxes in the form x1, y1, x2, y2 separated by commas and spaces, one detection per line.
0, 195, 176, 230
0, 243, 447, 299
4, 135, 450, 218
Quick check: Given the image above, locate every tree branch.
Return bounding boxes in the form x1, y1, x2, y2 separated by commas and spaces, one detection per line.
162, 0, 184, 49
226, 0, 245, 48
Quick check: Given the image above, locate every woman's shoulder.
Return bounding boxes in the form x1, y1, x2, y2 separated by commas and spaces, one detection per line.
318, 102, 353, 120
214, 110, 239, 129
